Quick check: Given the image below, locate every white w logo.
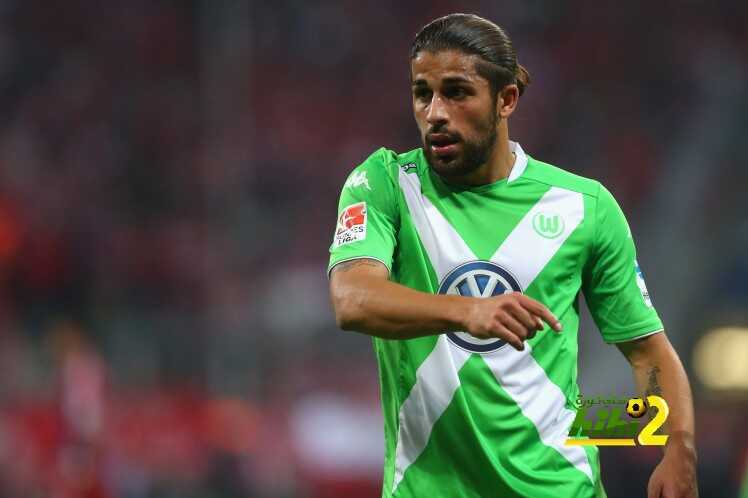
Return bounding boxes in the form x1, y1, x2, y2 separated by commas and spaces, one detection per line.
532, 212, 565, 238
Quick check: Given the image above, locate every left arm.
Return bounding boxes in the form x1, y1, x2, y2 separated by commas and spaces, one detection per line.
617, 331, 698, 498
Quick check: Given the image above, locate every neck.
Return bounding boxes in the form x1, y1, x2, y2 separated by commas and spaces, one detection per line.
442, 122, 514, 186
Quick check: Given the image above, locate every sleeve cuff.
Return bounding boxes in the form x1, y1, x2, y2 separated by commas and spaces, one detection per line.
603, 327, 664, 344
327, 256, 392, 279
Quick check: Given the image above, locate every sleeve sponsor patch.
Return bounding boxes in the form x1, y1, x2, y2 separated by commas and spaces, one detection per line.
634, 260, 653, 307
334, 202, 367, 248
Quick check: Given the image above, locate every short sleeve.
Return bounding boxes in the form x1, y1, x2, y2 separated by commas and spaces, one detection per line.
582, 185, 664, 343
327, 148, 399, 276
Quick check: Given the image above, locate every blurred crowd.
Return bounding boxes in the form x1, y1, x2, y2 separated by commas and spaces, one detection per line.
0, 1, 746, 497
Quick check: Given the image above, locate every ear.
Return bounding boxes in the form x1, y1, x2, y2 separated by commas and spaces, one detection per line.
496, 84, 520, 119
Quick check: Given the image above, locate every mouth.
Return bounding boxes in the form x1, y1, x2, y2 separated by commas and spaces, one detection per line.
427, 133, 460, 158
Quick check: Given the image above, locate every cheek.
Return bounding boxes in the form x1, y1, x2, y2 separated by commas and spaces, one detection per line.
466, 108, 496, 135
413, 110, 429, 134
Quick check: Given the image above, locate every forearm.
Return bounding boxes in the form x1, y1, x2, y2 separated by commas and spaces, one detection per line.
331, 271, 470, 340
629, 335, 696, 456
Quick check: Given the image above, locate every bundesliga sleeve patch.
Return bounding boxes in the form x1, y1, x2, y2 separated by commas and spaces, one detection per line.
334, 202, 367, 248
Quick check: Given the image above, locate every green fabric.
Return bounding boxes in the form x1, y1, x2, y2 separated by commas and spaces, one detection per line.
581, 182, 663, 342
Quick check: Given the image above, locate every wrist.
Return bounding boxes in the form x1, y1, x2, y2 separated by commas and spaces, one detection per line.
665, 431, 697, 462
443, 295, 474, 332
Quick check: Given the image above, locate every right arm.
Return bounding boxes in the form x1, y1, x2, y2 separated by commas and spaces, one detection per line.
329, 258, 562, 350
328, 150, 559, 349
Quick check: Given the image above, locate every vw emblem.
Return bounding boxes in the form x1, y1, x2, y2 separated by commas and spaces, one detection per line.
438, 261, 522, 353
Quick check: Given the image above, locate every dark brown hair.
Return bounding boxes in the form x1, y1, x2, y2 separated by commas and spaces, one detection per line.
411, 13, 530, 97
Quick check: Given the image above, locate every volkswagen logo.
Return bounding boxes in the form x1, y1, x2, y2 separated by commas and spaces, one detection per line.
438, 261, 522, 353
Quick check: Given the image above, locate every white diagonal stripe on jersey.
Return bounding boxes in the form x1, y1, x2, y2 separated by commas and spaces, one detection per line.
391, 336, 471, 490
484, 186, 592, 482
398, 168, 476, 281
481, 344, 594, 481
489, 186, 584, 289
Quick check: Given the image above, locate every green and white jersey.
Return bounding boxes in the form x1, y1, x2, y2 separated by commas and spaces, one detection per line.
328, 141, 663, 498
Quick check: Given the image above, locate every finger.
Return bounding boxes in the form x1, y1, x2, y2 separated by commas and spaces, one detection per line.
647, 476, 662, 498
524, 303, 562, 333
515, 294, 562, 332
499, 312, 532, 341
506, 300, 542, 332
660, 482, 677, 498
492, 323, 524, 351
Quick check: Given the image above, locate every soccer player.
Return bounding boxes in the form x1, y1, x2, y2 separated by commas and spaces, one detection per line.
328, 13, 698, 498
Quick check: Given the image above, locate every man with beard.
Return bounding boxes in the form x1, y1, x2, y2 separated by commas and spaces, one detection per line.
328, 13, 697, 498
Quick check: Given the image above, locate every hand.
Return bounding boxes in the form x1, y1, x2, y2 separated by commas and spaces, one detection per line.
462, 291, 562, 351
647, 436, 698, 498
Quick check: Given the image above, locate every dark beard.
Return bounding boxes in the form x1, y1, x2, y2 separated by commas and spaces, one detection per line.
423, 114, 498, 179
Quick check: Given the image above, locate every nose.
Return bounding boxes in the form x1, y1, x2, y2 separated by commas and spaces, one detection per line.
426, 93, 449, 127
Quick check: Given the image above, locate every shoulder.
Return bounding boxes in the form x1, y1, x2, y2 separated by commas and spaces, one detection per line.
523, 156, 628, 225
346, 146, 424, 185
355, 146, 422, 171
349, 147, 403, 179
522, 156, 604, 198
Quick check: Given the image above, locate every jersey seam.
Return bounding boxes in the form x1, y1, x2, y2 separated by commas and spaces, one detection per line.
384, 149, 409, 430
593, 182, 602, 263
518, 174, 602, 199
382, 148, 403, 231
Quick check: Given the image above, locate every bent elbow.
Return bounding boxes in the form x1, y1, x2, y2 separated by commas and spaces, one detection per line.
335, 310, 358, 331
330, 289, 364, 332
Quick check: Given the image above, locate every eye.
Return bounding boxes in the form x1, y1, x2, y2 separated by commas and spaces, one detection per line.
413, 88, 432, 103
445, 86, 468, 99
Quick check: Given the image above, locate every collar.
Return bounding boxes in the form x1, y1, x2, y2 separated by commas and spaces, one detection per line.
506, 141, 528, 183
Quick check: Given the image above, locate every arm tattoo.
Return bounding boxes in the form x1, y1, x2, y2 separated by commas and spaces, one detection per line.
645, 366, 662, 421
331, 258, 384, 274
645, 366, 662, 397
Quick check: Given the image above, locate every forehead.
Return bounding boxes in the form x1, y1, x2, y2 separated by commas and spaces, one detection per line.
410, 49, 484, 85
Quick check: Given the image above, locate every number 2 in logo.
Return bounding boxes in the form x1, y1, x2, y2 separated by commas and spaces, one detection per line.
637, 395, 669, 446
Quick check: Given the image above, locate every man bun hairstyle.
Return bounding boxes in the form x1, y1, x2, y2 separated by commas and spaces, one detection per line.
411, 13, 530, 97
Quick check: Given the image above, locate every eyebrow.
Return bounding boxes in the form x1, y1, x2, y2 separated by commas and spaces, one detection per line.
412, 76, 474, 87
